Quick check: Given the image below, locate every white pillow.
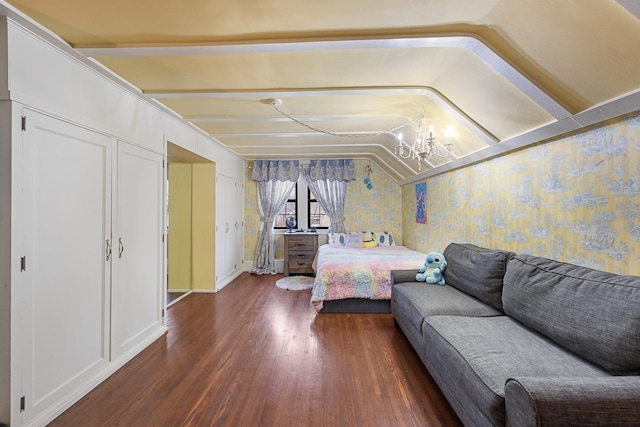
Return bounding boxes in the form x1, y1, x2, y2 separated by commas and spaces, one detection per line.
345, 232, 365, 248
328, 233, 348, 246
369, 231, 394, 246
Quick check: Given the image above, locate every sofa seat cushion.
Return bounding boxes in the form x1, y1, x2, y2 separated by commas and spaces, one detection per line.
392, 282, 503, 337
423, 316, 608, 427
503, 255, 640, 374
443, 243, 515, 311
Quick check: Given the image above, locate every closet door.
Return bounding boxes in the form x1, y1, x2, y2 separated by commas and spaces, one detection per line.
216, 174, 242, 285
111, 141, 165, 360
19, 110, 112, 425
233, 179, 244, 274
215, 174, 231, 283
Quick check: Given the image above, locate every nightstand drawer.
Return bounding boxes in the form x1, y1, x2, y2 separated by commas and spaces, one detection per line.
288, 257, 314, 272
287, 236, 315, 250
288, 250, 314, 267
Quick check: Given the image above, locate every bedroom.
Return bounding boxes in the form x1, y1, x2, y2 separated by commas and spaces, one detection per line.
1, 0, 639, 426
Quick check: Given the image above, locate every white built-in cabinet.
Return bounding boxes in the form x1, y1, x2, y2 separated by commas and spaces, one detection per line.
215, 174, 244, 288
111, 141, 164, 359
17, 109, 165, 425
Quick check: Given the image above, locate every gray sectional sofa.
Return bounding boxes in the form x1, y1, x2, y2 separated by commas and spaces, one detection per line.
391, 242, 640, 427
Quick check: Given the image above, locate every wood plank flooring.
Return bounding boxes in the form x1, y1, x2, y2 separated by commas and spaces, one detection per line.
48, 273, 462, 427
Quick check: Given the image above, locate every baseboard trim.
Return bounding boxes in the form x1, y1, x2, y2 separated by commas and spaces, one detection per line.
27, 326, 168, 427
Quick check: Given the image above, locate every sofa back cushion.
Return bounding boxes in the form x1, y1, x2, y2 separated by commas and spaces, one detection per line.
503, 255, 640, 374
442, 243, 515, 311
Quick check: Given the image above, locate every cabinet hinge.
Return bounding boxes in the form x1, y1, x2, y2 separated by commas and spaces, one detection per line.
162, 309, 165, 318
21, 116, 27, 131
20, 395, 25, 412
20, 256, 26, 272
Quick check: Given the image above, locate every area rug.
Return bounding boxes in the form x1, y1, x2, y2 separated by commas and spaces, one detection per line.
275, 276, 314, 291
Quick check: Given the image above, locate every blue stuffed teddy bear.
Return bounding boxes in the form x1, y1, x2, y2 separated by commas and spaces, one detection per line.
416, 251, 447, 285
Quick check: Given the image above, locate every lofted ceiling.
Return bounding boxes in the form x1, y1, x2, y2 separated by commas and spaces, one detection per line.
2, 0, 640, 182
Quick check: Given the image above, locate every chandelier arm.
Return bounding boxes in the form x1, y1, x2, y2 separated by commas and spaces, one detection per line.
394, 142, 414, 159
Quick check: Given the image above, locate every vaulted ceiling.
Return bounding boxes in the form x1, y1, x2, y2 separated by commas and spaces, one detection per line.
3, 0, 640, 182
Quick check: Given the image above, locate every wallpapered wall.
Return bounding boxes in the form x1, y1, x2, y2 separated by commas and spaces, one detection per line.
244, 159, 403, 261
402, 113, 640, 276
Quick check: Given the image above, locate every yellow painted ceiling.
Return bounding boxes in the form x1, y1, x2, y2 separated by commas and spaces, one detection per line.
4, 0, 640, 181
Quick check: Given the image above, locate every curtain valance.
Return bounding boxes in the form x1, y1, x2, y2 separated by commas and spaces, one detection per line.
307, 159, 356, 181
251, 160, 300, 182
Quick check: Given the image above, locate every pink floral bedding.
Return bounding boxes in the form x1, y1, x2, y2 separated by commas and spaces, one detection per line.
311, 244, 426, 311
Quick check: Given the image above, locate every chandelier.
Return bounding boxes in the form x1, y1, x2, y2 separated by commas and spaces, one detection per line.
394, 116, 454, 171
267, 98, 454, 170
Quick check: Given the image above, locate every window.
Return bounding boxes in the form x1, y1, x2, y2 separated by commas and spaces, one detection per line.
308, 189, 329, 229
273, 184, 297, 229
272, 178, 329, 231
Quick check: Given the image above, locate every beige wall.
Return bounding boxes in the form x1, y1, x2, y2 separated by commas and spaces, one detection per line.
168, 161, 216, 292
191, 163, 216, 291
402, 113, 640, 276
168, 163, 192, 291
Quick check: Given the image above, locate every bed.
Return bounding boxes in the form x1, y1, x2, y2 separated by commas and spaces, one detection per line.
311, 232, 426, 313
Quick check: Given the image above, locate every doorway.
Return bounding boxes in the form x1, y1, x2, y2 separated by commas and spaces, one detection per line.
166, 143, 216, 306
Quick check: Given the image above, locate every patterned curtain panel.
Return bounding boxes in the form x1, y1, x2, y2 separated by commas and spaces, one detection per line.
253, 179, 296, 274
302, 169, 348, 234
251, 160, 299, 274
251, 160, 300, 182
307, 159, 356, 181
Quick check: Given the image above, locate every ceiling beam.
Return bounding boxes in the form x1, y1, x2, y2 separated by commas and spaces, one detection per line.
83, 35, 570, 122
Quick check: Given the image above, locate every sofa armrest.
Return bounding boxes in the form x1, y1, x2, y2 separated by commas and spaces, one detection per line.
505, 376, 640, 427
390, 269, 418, 285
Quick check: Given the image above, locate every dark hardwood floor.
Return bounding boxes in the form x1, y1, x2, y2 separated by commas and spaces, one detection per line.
48, 273, 462, 427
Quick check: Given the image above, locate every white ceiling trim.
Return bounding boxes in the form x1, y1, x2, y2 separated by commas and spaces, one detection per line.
213, 132, 398, 138
616, 0, 640, 20
230, 140, 417, 170
153, 87, 499, 146
84, 35, 570, 121
188, 115, 407, 123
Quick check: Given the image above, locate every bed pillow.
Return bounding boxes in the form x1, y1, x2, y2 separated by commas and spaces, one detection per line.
370, 231, 394, 246
345, 233, 365, 248
328, 233, 348, 246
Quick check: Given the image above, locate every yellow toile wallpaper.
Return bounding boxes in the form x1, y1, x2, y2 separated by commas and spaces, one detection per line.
244, 159, 403, 262
402, 113, 640, 276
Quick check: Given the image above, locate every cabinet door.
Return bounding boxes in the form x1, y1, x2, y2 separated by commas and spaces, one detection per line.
215, 174, 232, 282
233, 180, 244, 273
19, 110, 112, 424
215, 175, 243, 287
111, 141, 164, 360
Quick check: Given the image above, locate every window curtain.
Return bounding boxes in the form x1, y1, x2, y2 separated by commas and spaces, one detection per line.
302, 159, 356, 234
251, 160, 299, 275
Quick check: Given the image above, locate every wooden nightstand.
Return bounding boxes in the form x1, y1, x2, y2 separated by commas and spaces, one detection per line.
284, 232, 318, 276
